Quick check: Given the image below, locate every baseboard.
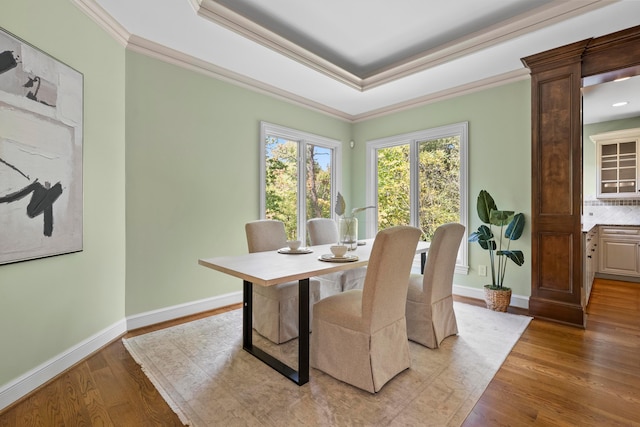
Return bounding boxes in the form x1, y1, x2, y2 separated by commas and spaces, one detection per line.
0, 291, 243, 413
453, 284, 529, 309
126, 291, 243, 330
595, 272, 640, 283
2, 287, 523, 412
0, 318, 127, 412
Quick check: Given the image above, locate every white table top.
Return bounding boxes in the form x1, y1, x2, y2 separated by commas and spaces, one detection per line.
199, 239, 429, 287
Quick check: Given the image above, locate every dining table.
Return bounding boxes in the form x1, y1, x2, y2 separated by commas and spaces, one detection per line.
198, 238, 429, 386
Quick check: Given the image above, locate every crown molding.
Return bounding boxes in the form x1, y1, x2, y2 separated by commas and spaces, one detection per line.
197, 0, 363, 91
71, 0, 130, 47
127, 35, 530, 123
126, 35, 354, 121
351, 68, 531, 122
197, 0, 614, 92
72, 0, 533, 122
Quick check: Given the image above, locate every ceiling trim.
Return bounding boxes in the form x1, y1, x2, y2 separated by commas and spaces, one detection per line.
125, 34, 354, 121
127, 34, 532, 123
352, 69, 531, 122
71, 0, 129, 47
196, 0, 614, 92
72, 0, 534, 122
196, 0, 363, 91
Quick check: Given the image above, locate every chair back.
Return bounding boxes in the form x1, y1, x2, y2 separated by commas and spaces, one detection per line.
307, 218, 339, 245
361, 226, 421, 332
245, 220, 288, 253
422, 223, 465, 302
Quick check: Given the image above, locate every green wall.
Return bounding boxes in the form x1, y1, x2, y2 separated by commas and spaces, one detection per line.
0, 0, 126, 386
124, 52, 352, 314
353, 81, 532, 296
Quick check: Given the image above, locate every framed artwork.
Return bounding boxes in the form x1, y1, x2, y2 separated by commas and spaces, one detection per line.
0, 28, 83, 265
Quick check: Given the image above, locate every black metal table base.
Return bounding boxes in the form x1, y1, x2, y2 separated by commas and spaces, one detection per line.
242, 279, 310, 385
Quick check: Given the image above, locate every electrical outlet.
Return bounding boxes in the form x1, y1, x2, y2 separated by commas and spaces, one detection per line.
478, 265, 487, 276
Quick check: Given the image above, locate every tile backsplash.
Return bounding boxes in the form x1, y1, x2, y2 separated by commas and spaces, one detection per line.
583, 197, 640, 227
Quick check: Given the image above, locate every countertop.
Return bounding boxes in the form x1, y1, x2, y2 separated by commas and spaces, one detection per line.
582, 223, 640, 233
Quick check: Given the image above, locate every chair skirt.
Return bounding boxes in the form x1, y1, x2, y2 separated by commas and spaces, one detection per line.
253, 279, 321, 344
406, 288, 458, 348
310, 291, 411, 393
341, 267, 367, 291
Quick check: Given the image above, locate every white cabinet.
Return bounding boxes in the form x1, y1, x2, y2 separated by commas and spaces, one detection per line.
583, 227, 599, 306
598, 226, 640, 277
591, 128, 640, 199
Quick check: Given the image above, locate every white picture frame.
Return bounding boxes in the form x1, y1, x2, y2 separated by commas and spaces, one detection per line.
0, 28, 83, 265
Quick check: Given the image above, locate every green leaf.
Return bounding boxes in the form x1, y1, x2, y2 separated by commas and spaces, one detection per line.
468, 225, 496, 250
490, 210, 514, 226
505, 213, 525, 240
477, 190, 497, 224
497, 250, 525, 266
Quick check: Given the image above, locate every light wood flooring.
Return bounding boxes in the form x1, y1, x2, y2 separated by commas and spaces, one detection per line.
1, 278, 638, 426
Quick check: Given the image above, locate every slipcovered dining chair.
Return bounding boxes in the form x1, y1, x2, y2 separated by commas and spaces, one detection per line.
310, 225, 422, 393
245, 220, 321, 344
307, 218, 367, 298
405, 222, 465, 348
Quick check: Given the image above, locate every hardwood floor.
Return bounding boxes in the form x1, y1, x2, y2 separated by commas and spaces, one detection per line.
463, 278, 640, 426
1, 278, 638, 426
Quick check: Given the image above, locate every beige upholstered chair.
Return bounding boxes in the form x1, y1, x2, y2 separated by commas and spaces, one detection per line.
307, 218, 340, 245
405, 222, 465, 348
245, 220, 321, 344
310, 225, 422, 393
307, 218, 367, 298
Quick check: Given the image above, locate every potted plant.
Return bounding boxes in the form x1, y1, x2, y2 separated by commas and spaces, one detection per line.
468, 190, 525, 311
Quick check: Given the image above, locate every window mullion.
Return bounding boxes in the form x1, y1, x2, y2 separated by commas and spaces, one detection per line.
298, 140, 307, 240
409, 139, 419, 229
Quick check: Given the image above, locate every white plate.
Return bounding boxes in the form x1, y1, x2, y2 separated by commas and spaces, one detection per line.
277, 247, 313, 254
319, 254, 359, 263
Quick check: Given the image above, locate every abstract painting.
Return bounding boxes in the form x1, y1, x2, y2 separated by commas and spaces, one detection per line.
0, 28, 83, 265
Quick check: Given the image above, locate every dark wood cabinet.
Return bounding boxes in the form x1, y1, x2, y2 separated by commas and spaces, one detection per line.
522, 25, 640, 327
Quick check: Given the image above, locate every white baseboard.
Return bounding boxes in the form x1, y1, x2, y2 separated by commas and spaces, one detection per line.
0, 318, 127, 412
453, 284, 529, 309
1, 287, 525, 412
125, 291, 243, 330
0, 291, 243, 412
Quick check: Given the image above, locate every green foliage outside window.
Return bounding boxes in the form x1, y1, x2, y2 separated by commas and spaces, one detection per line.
265, 134, 460, 242
377, 137, 460, 241
265, 137, 332, 239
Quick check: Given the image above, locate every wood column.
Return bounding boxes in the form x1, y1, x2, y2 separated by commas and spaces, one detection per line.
522, 25, 640, 327
522, 41, 589, 327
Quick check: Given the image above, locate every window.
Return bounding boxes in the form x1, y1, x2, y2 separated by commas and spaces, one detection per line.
365, 122, 468, 273
260, 122, 342, 241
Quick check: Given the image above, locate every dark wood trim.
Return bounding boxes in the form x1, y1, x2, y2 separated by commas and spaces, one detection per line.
522, 24, 640, 327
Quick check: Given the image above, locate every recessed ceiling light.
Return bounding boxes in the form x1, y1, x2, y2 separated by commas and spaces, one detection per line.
612, 101, 629, 107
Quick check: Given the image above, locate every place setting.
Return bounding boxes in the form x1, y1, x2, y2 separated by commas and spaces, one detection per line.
277, 239, 313, 254
319, 244, 359, 262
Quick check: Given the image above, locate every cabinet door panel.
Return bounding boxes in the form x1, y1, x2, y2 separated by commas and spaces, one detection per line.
599, 239, 639, 276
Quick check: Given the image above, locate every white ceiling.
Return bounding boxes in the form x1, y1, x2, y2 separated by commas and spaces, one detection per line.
85, 0, 640, 122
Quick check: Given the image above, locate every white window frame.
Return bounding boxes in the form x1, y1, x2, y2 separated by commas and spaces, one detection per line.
260, 121, 342, 240
365, 122, 469, 274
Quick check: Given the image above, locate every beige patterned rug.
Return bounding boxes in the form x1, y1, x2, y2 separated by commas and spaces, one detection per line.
123, 302, 531, 426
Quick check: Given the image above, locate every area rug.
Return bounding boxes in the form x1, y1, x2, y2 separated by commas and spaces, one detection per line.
123, 302, 531, 426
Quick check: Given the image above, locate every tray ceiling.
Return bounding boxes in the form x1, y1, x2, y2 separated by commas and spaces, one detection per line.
85, 0, 640, 122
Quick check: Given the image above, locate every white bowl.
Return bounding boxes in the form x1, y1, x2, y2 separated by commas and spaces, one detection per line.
330, 245, 348, 258
287, 240, 302, 251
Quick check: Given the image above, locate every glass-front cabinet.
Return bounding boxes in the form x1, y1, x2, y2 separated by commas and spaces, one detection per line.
591, 127, 640, 199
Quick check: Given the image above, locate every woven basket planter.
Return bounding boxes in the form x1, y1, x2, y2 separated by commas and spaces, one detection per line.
484, 285, 512, 312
